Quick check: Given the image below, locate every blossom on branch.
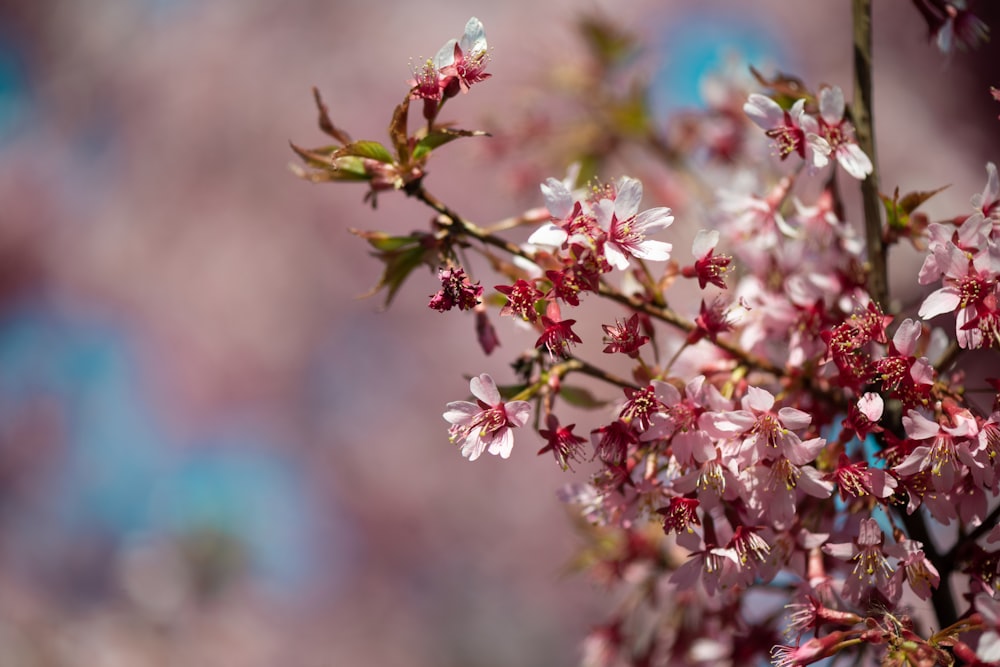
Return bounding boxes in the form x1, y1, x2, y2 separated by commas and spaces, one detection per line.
593, 176, 674, 271
443, 373, 531, 461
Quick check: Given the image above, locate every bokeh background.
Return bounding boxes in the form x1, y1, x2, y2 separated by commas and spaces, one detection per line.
0, 1, 997, 665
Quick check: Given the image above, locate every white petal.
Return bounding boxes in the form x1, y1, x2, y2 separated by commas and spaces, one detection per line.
743, 94, 784, 129
903, 410, 940, 440
434, 38, 458, 69
837, 144, 873, 180
614, 177, 643, 219
630, 239, 672, 262
692, 229, 719, 258
460, 17, 487, 55
527, 222, 568, 247
603, 243, 630, 271
488, 429, 513, 459
858, 392, 884, 421
633, 207, 674, 233
540, 178, 574, 219
819, 86, 845, 124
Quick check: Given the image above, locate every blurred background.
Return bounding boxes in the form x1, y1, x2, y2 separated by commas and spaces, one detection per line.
0, 1, 997, 665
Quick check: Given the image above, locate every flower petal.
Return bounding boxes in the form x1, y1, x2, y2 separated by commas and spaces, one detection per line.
469, 373, 500, 405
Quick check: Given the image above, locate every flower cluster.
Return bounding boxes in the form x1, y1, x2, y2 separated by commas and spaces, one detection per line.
294, 10, 1000, 666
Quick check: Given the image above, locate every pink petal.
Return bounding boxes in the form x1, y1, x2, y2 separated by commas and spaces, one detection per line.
892, 318, 922, 356
858, 392, 884, 421
918, 287, 960, 320
903, 410, 940, 439
469, 373, 500, 406
505, 400, 532, 428
745, 386, 775, 413
778, 407, 812, 431
443, 401, 480, 424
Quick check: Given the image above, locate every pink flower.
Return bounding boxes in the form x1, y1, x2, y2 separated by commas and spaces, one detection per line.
592, 176, 674, 270
443, 373, 531, 461
700, 386, 823, 467
744, 94, 829, 169
535, 303, 582, 359
408, 17, 491, 111
894, 408, 984, 491
537, 414, 586, 471
682, 229, 733, 289
601, 313, 649, 358
495, 278, 543, 322
435, 17, 491, 96
815, 85, 873, 180
886, 537, 940, 602
428, 266, 482, 312
823, 517, 894, 604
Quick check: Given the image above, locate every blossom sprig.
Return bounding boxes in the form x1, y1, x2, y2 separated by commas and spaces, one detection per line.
291, 18, 493, 208
296, 8, 1000, 666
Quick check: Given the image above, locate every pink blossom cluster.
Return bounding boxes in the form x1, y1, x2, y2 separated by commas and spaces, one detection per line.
294, 10, 1000, 666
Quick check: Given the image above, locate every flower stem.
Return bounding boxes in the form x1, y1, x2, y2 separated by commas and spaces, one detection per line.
852, 0, 888, 308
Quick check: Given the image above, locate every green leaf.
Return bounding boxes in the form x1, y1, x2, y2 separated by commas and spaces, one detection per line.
349, 230, 437, 306
559, 385, 608, 409
412, 128, 491, 161
335, 140, 394, 163
882, 185, 948, 230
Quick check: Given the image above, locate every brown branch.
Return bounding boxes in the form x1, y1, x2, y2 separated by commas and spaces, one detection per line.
852, 0, 888, 308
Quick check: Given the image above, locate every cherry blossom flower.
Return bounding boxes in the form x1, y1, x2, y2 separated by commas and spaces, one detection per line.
815, 85, 873, 180
537, 414, 586, 471
829, 453, 897, 501
771, 632, 854, 667
743, 94, 829, 169
592, 176, 674, 270
601, 313, 649, 358
687, 296, 736, 344
682, 229, 733, 289
443, 373, 531, 461
435, 17, 491, 97
886, 537, 940, 602
657, 497, 701, 535
823, 517, 894, 604
428, 266, 482, 312
895, 408, 984, 491
408, 18, 491, 117
495, 278, 543, 322
700, 385, 823, 467
535, 307, 582, 359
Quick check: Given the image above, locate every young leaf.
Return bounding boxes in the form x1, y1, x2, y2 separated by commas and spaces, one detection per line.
412, 128, 491, 161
